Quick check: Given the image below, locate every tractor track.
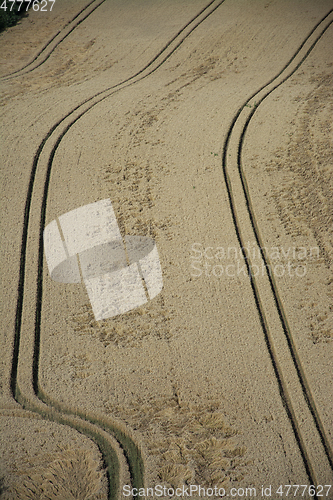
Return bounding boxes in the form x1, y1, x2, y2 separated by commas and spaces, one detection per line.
9, 1, 227, 498
8, 1, 333, 496
222, 9, 333, 493
1, 0, 106, 80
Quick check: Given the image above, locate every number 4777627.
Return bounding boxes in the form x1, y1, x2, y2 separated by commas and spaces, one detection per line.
0, 1, 56, 12
276, 485, 331, 497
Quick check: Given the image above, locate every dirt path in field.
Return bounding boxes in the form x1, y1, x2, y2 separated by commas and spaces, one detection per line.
1, 1, 332, 498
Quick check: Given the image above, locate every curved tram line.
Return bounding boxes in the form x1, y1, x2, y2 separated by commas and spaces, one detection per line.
10, 1, 227, 498
1, 0, 107, 80
222, 9, 333, 493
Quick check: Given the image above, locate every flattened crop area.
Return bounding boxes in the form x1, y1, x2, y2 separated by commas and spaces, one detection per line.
1, 1, 332, 498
